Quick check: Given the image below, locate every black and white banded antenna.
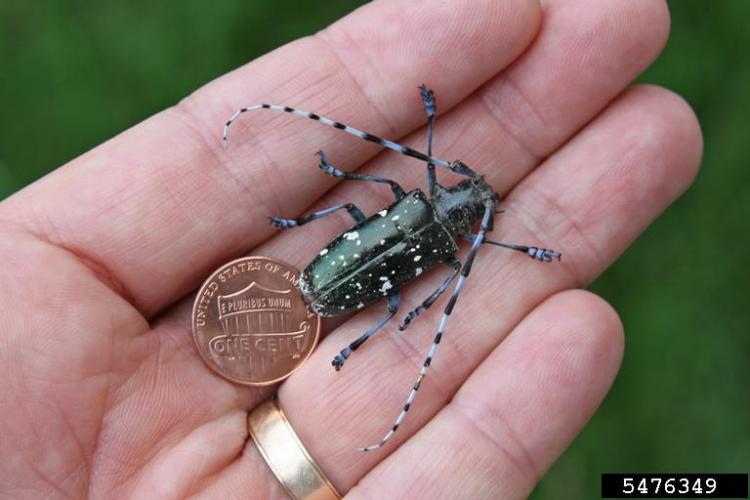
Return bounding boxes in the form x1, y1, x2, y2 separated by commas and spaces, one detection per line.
222, 103, 478, 178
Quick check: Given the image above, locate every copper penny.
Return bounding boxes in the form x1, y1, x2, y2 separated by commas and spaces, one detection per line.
192, 256, 321, 386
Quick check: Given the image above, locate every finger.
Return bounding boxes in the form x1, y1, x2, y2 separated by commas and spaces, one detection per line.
274, 84, 701, 491
0, 0, 541, 316
254, 0, 672, 272
350, 290, 623, 500
504, 85, 703, 286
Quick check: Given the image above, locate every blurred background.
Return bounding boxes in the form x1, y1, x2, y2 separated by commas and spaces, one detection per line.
0, 1, 747, 497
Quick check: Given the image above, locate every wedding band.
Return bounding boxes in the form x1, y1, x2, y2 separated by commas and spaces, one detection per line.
248, 399, 341, 500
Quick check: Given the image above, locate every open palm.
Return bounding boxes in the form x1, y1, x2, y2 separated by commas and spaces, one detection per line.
0, 0, 701, 498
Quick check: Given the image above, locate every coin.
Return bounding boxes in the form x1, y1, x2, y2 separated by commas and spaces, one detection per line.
192, 256, 321, 386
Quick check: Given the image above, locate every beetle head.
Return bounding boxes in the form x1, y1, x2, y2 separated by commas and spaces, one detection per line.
432, 174, 497, 236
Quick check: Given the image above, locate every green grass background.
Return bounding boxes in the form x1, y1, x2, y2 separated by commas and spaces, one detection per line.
1, 1, 747, 497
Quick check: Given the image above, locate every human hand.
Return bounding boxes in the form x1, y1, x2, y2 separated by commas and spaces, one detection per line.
0, 0, 701, 498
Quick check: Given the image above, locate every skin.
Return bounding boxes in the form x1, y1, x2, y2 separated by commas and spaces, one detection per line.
0, 0, 702, 498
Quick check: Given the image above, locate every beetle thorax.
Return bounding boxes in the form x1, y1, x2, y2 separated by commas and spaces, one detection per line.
431, 176, 497, 236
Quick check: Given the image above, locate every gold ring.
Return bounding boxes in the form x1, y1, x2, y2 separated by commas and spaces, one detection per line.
248, 399, 341, 500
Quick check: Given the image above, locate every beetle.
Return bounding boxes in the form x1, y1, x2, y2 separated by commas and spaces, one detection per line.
223, 86, 561, 451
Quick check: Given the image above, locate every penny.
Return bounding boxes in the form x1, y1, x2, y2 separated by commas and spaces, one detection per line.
192, 256, 321, 386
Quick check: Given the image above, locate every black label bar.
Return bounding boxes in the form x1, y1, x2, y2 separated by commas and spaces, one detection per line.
601, 473, 748, 498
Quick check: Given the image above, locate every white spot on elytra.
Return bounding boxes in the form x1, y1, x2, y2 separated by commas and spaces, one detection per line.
391, 270, 396, 275
414, 255, 422, 262
343, 231, 359, 240
391, 215, 400, 221
380, 239, 386, 245
319, 248, 328, 255
345, 295, 351, 299
354, 253, 360, 258
378, 209, 388, 217
357, 302, 365, 309
379, 276, 388, 281
380, 278, 392, 294
415, 267, 423, 276
356, 240, 361, 246
339, 255, 345, 260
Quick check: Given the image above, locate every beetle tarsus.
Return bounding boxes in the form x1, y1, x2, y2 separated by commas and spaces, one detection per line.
528, 247, 561, 262
332, 348, 352, 371
317, 151, 340, 176
269, 216, 296, 229
419, 84, 436, 117
398, 312, 417, 331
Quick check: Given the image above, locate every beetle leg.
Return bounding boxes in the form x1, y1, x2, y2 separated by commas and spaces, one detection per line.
332, 292, 400, 371
419, 85, 440, 197
462, 235, 562, 262
270, 203, 365, 229
359, 204, 494, 452
316, 150, 406, 200
398, 257, 461, 332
